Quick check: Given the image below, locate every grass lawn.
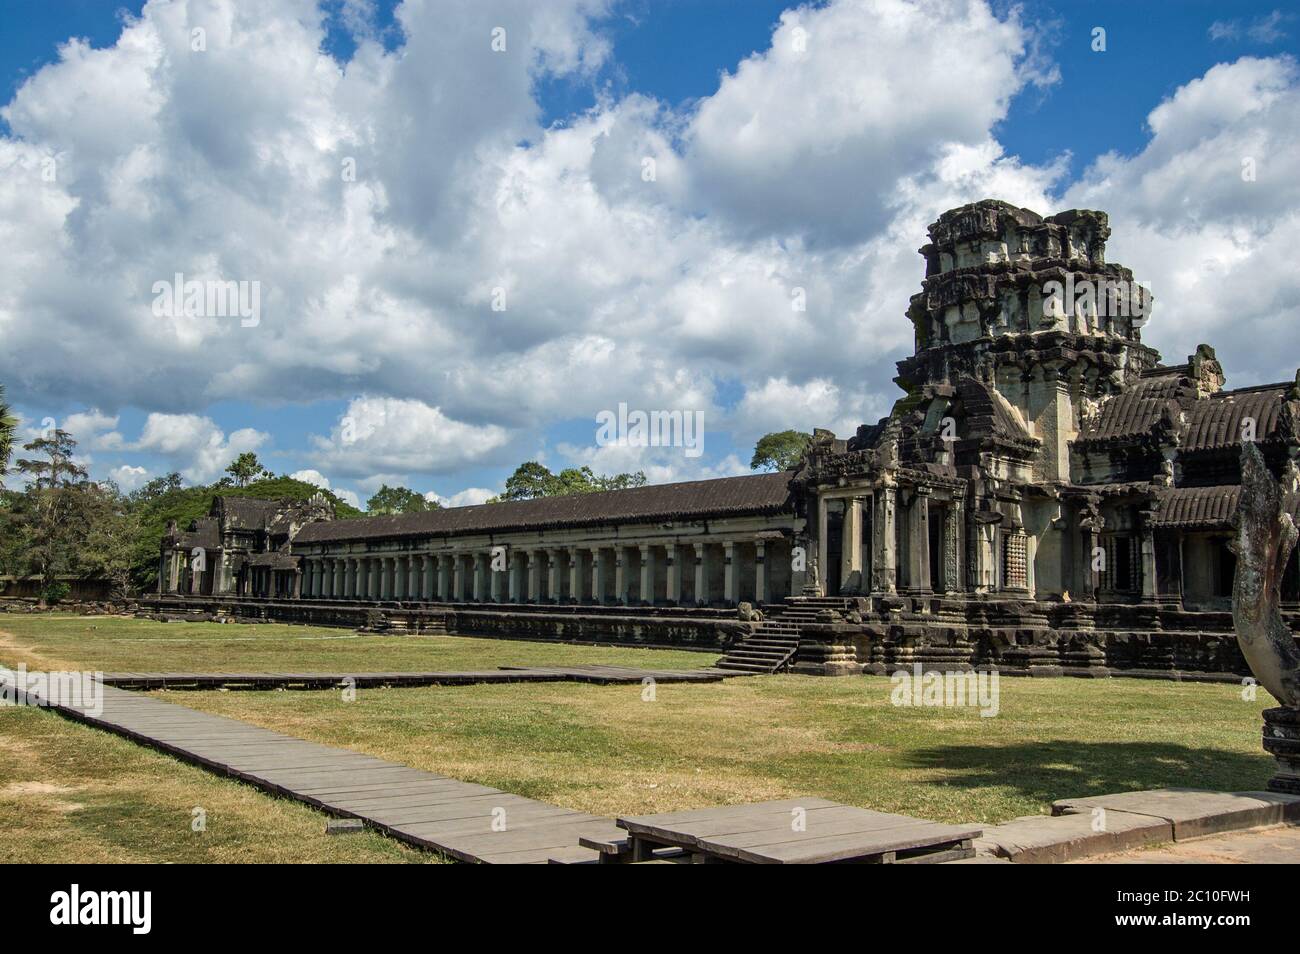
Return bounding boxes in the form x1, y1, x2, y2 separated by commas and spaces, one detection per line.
0, 615, 1277, 861
0, 615, 709, 673
165, 668, 1273, 826
0, 705, 439, 863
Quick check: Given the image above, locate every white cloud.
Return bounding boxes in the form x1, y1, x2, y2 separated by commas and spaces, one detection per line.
427, 487, 495, 508
62, 409, 123, 450
133, 412, 269, 483
308, 395, 510, 478
2, 0, 1296, 495
1063, 55, 1300, 386
289, 468, 331, 489
110, 463, 149, 492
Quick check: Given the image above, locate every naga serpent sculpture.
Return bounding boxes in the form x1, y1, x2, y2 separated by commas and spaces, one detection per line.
1233, 441, 1300, 791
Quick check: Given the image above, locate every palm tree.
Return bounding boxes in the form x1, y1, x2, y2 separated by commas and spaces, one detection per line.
0, 383, 16, 490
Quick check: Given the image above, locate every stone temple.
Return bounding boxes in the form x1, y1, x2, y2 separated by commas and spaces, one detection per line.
154, 200, 1300, 677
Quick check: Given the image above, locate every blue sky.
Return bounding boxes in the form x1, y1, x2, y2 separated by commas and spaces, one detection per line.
2, 0, 1298, 508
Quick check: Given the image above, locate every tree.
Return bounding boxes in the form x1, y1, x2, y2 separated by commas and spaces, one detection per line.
130, 472, 183, 503
750, 430, 812, 472
14, 428, 87, 489
0, 383, 15, 490
224, 452, 269, 488
366, 484, 437, 515
81, 481, 141, 601
493, 461, 647, 502
499, 461, 556, 501
12, 430, 90, 602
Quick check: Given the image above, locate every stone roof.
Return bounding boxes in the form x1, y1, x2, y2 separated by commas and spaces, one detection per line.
1182, 385, 1289, 452
957, 378, 1036, 446
1152, 484, 1300, 529
1075, 373, 1184, 446
246, 551, 301, 569
213, 496, 284, 530
295, 472, 796, 544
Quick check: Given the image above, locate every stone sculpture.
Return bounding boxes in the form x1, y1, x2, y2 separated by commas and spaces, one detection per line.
1233, 441, 1300, 791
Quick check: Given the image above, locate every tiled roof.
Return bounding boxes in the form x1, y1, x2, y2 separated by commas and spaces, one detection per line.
214, 496, 283, 530
1075, 373, 1183, 445
1182, 386, 1288, 452
295, 471, 796, 544
1151, 484, 1300, 529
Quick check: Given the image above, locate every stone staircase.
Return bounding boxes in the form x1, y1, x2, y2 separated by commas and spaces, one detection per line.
716, 596, 859, 674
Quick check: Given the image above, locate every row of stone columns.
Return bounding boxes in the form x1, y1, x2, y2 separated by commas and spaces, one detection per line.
301, 539, 778, 606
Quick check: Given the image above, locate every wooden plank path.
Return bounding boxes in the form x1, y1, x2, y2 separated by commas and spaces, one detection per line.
97, 664, 743, 691
4, 673, 626, 863
587, 798, 982, 864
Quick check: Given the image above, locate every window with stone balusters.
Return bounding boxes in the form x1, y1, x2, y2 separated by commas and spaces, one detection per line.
1002, 531, 1028, 590
1100, 533, 1140, 593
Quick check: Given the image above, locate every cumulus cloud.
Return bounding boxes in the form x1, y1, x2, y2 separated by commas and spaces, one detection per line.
427, 487, 495, 508
1, 0, 1296, 494
133, 412, 269, 483
110, 463, 150, 492
1064, 55, 1300, 386
308, 395, 511, 478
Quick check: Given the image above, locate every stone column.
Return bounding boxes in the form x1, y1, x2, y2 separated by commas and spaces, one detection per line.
614, 547, 629, 605
591, 547, 608, 605
723, 541, 738, 606
568, 546, 584, 604
639, 544, 657, 606
293, 567, 303, 598
874, 486, 898, 594
754, 540, 767, 604
527, 551, 541, 602
420, 555, 433, 601
694, 542, 709, 607
340, 558, 352, 598
408, 557, 420, 601
666, 544, 682, 605
448, 554, 462, 602
507, 553, 520, 602
489, 552, 504, 602
434, 555, 449, 601
908, 488, 931, 594
1140, 526, 1157, 601
390, 556, 405, 600
945, 500, 964, 594
546, 548, 561, 604
325, 558, 337, 598
472, 552, 487, 602
841, 496, 864, 593
816, 495, 829, 594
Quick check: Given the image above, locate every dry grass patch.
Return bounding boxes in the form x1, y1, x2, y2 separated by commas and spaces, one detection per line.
0, 706, 440, 863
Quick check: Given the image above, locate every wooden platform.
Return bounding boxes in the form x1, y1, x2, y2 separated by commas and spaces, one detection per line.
6, 673, 624, 863
607, 798, 982, 864
97, 664, 741, 691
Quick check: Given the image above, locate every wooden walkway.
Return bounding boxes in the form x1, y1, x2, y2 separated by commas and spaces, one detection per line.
5, 673, 625, 863
98, 664, 741, 691
582, 798, 982, 864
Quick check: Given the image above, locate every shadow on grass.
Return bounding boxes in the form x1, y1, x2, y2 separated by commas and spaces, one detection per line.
905, 740, 1272, 804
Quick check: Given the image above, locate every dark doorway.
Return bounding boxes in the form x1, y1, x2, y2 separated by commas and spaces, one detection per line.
928, 506, 944, 591
825, 505, 844, 596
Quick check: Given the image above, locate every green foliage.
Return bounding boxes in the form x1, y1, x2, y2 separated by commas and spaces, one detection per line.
224, 452, 270, 488
0, 383, 16, 490
365, 484, 438, 515
41, 581, 71, 604
492, 462, 647, 502
750, 430, 812, 472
